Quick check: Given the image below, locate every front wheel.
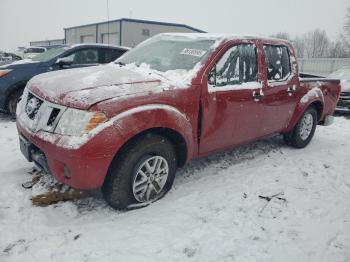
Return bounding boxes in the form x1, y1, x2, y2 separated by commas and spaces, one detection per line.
102, 134, 177, 210
283, 106, 317, 148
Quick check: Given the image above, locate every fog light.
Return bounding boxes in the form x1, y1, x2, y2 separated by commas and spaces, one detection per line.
64, 165, 72, 179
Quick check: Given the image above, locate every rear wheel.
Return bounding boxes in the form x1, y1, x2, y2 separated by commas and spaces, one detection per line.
8, 88, 24, 118
102, 134, 177, 210
283, 106, 317, 148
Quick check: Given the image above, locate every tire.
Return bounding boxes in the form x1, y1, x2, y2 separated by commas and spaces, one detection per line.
102, 134, 177, 210
283, 106, 317, 148
8, 88, 24, 118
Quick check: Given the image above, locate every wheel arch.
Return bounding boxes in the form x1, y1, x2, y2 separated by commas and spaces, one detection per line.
286, 99, 324, 132
309, 100, 323, 121
5, 80, 28, 111
111, 127, 188, 169
105, 104, 195, 170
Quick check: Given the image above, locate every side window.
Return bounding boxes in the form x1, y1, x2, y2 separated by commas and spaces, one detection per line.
64, 49, 99, 65
212, 44, 258, 87
101, 49, 127, 63
264, 45, 291, 81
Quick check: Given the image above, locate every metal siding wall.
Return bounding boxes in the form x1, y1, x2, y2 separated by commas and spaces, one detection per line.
97, 21, 120, 44
65, 25, 97, 45
121, 21, 196, 47
30, 39, 65, 47
298, 58, 350, 76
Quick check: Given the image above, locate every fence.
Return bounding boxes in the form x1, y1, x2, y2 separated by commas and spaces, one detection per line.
298, 58, 350, 76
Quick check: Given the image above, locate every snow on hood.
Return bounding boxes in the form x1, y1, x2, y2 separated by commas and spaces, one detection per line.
27, 64, 166, 110
27, 60, 205, 110
10, 59, 39, 65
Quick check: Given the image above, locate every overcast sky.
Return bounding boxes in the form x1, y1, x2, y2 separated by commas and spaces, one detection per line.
0, 0, 348, 51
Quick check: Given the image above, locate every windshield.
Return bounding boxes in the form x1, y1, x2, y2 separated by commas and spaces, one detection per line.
116, 35, 216, 72
32, 47, 68, 62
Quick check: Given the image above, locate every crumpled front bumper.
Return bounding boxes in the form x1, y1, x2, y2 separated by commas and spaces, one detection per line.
16, 119, 120, 190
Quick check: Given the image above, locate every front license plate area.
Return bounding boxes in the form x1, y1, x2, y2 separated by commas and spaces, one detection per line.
19, 135, 33, 162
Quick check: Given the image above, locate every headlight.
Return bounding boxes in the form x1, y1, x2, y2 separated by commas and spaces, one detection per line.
0, 69, 12, 77
55, 108, 108, 136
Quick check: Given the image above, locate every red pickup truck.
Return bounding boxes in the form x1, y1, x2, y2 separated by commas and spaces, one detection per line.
16, 33, 341, 209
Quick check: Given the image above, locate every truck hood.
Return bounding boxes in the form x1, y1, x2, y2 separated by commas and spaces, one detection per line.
27, 64, 164, 110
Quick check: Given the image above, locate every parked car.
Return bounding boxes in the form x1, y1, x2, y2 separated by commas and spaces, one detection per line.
328, 67, 350, 113
16, 34, 341, 209
0, 44, 129, 117
0, 52, 22, 66
21, 47, 47, 59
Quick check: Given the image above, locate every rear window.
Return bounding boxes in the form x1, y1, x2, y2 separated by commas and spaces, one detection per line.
264, 45, 291, 81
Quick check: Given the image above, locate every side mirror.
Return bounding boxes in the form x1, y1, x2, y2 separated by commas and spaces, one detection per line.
55, 57, 73, 68
208, 65, 216, 86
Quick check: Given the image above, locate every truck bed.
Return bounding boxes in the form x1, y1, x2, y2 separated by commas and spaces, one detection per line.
299, 73, 340, 84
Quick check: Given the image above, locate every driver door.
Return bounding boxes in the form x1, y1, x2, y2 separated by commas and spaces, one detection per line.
199, 42, 266, 155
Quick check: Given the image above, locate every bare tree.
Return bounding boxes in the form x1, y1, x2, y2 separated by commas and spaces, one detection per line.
342, 7, 350, 49
344, 7, 350, 37
293, 36, 306, 58
270, 32, 291, 40
328, 38, 349, 58
303, 29, 330, 58
269, 8, 350, 59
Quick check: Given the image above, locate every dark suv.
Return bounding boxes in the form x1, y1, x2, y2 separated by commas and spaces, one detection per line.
0, 44, 129, 117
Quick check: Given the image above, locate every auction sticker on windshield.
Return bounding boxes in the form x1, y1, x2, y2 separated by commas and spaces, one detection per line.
180, 48, 207, 57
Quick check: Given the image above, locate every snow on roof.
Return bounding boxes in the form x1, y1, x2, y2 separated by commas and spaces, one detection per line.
70, 43, 130, 50
160, 33, 291, 43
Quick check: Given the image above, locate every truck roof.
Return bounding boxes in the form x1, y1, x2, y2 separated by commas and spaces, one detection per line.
160, 33, 291, 44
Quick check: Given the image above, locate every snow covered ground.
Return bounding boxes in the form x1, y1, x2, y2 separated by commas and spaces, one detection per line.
0, 112, 350, 262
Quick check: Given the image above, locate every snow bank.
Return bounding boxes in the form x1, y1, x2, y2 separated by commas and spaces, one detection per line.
1, 113, 350, 262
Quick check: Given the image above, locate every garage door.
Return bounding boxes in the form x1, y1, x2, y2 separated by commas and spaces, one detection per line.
101, 33, 118, 45
80, 35, 94, 43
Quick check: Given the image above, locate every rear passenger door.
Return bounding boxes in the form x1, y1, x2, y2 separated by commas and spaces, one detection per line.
258, 44, 300, 135
199, 42, 266, 154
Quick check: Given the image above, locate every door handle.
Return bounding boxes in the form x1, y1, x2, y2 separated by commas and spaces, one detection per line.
287, 85, 297, 95
252, 89, 264, 101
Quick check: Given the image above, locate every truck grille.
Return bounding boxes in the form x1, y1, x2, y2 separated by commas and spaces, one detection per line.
18, 90, 66, 132
47, 108, 61, 126
25, 93, 43, 119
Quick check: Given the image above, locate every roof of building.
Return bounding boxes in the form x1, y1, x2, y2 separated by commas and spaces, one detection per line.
64, 18, 205, 33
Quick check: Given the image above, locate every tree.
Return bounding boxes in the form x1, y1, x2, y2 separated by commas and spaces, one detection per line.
303, 29, 330, 58
270, 32, 291, 41
328, 38, 349, 58
293, 36, 306, 58
344, 7, 350, 38
342, 7, 350, 50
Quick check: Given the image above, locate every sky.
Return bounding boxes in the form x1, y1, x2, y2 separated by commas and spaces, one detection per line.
0, 0, 349, 51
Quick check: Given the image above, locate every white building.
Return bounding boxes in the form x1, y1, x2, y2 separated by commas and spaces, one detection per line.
64, 18, 204, 47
